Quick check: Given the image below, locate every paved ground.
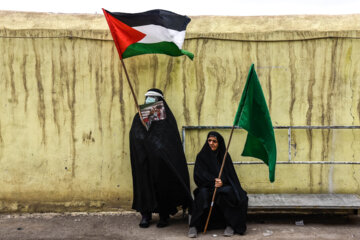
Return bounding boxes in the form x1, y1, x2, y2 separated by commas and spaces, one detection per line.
0, 211, 359, 240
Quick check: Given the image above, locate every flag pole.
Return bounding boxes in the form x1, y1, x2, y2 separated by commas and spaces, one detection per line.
203, 125, 235, 234
102, 8, 146, 129
119, 57, 147, 129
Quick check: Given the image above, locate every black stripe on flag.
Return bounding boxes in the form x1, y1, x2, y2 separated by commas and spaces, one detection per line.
105, 9, 191, 31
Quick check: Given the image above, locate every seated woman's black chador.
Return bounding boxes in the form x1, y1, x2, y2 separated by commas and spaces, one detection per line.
129, 88, 192, 228
189, 131, 248, 236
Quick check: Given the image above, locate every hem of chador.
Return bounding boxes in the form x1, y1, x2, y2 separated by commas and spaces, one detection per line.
134, 208, 179, 216
190, 225, 246, 235
190, 213, 247, 234
134, 209, 160, 214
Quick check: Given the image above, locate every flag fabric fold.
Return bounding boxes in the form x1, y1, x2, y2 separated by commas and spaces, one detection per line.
233, 64, 277, 182
103, 9, 194, 60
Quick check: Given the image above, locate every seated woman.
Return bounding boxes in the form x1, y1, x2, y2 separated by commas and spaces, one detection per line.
188, 131, 248, 238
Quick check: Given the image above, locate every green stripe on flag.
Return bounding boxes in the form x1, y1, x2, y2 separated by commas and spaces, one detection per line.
122, 42, 194, 60
233, 64, 277, 182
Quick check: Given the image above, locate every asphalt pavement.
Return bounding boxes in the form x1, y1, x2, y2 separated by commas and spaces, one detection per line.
0, 211, 359, 239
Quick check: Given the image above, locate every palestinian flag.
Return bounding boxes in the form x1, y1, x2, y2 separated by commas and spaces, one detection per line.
102, 9, 194, 60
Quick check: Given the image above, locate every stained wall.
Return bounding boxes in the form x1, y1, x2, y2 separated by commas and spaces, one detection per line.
0, 11, 360, 212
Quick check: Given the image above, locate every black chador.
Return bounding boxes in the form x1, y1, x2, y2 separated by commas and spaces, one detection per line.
129, 88, 192, 228
189, 131, 248, 236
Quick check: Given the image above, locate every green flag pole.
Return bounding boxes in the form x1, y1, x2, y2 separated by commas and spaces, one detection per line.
203, 125, 235, 234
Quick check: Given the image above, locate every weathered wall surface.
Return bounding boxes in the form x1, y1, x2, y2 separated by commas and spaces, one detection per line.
0, 11, 360, 212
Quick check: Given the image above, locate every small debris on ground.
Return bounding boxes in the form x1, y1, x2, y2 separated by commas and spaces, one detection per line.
295, 220, 304, 226
263, 229, 273, 236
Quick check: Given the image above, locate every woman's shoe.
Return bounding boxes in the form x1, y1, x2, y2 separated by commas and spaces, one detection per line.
224, 226, 234, 237
139, 214, 151, 228
188, 227, 197, 238
157, 214, 169, 228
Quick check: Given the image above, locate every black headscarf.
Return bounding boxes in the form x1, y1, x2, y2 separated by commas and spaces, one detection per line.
129, 88, 192, 214
194, 131, 247, 203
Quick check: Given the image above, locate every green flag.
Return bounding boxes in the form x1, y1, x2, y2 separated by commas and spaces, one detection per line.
233, 64, 277, 182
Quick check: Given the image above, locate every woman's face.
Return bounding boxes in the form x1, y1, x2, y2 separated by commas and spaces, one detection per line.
207, 136, 218, 151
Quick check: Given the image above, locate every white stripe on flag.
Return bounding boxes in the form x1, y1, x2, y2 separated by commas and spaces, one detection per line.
133, 24, 186, 49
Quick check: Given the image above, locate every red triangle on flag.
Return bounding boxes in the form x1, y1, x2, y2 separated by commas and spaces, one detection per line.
103, 9, 146, 58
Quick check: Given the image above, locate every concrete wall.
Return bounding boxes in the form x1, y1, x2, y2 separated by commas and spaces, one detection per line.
1, 11, 360, 212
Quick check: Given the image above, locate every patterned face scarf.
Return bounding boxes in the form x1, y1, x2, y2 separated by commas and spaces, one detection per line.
145, 96, 157, 104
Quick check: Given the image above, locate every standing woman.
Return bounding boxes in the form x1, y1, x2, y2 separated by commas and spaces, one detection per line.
188, 131, 248, 238
129, 88, 193, 228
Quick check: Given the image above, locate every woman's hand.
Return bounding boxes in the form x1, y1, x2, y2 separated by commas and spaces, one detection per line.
215, 178, 223, 188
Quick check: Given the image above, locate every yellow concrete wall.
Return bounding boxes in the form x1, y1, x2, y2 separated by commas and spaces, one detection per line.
0, 11, 360, 212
